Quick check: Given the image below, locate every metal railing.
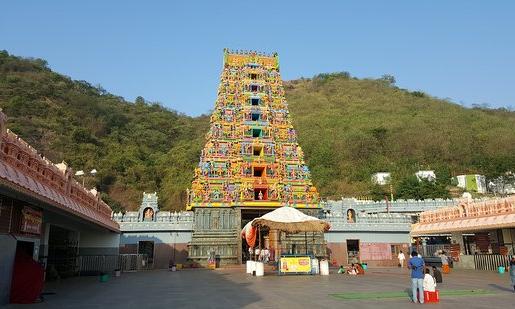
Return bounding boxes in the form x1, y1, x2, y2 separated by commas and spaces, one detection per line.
473, 254, 514, 271
80, 255, 120, 273
45, 256, 80, 278
422, 244, 451, 257
78, 254, 151, 274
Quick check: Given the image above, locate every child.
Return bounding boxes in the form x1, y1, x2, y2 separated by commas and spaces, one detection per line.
423, 268, 436, 292
338, 265, 345, 274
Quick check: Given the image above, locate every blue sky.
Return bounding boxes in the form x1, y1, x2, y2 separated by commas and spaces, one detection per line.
1, 1, 514, 116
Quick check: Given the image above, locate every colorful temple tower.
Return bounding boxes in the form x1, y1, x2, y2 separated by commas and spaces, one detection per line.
187, 49, 321, 264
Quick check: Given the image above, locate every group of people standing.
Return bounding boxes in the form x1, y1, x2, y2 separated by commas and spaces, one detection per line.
248, 247, 271, 263
408, 251, 438, 304
408, 250, 515, 304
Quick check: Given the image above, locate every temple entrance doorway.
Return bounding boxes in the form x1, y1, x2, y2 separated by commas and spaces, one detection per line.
47, 225, 79, 280
138, 241, 154, 266
346, 239, 360, 264
16, 240, 35, 258
241, 208, 273, 264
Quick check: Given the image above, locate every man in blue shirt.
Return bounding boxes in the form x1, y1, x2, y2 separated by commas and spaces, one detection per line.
408, 251, 425, 303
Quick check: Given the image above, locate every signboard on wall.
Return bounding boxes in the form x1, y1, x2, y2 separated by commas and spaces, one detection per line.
21, 207, 42, 235
279, 256, 312, 274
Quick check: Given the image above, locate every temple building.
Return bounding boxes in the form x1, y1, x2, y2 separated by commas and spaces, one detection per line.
186, 49, 321, 264
411, 196, 515, 270
114, 192, 192, 269
0, 111, 119, 304
112, 50, 468, 269
111, 50, 483, 270
113, 195, 460, 269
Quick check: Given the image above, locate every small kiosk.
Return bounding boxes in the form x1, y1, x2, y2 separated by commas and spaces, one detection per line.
241, 206, 330, 275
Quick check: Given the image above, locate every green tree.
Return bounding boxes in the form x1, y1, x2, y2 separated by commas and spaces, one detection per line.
369, 184, 389, 201
396, 176, 450, 200
135, 96, 145, 105
380, 74, 396, 86
101, 192, 124, 213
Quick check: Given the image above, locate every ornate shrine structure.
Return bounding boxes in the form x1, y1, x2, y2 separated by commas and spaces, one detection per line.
187, 49, 321, 264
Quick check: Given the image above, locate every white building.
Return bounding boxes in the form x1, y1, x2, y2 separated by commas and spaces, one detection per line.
371, 172, 391, 185
456, 174, 486, 194
415, 170, 436, 182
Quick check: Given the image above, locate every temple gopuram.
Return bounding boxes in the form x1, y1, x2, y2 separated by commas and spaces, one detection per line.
187, 49, 321, 264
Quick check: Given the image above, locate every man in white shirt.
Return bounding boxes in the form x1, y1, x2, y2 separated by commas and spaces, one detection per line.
398, 251, 406, 268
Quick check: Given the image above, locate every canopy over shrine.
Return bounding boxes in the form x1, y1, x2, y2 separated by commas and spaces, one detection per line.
186, 49, 320, 210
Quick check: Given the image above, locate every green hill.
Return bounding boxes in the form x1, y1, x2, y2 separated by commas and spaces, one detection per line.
286, 73, 515, 198
0, 51, 208, 211
1, 52, 514, 211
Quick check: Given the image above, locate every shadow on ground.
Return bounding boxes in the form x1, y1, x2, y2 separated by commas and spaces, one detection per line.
488, 283, 513, 292
9, 269, 261, 309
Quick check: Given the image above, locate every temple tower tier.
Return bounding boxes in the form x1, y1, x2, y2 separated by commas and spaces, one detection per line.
187, 49, 322, 265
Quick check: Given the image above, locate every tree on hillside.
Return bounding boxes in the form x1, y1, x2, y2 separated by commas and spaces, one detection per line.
488, 172, 515, 196
395, 176, 450, 200
369, 184, 389, 201
380, 74, 396, 86
135, 96, 145, 105
101, 192, 124, 213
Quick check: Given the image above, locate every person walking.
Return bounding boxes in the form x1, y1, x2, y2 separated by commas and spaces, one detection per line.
509, 257, 515, 292
408, 251, 425, 304
398, 251, 406, 268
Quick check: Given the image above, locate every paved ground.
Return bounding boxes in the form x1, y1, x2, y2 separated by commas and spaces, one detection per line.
8, 267, 514, 309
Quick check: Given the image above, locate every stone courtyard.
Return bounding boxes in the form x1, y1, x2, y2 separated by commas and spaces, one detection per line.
8, 267, 514, 309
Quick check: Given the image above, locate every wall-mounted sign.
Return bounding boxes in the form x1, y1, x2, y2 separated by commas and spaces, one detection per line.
21, 207, 42, 235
